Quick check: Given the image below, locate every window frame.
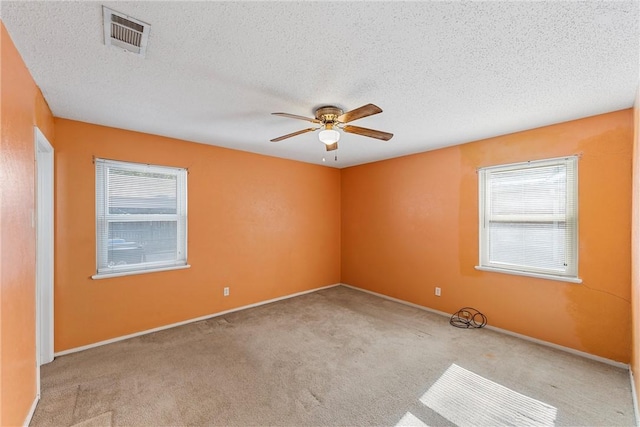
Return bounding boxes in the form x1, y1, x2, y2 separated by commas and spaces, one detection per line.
93, 158, 189, 279
476, 156, 581, 283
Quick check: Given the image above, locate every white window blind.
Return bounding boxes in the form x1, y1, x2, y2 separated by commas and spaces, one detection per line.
95, 158, 187, 277
478, 156, 579, 281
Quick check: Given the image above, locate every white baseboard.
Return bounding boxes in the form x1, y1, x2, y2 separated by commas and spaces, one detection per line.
55, 283, 340, 357
23, 394, 39, 427
631, 369, 640, 427
341, 283, 629, 370
484, 324, 628, 369
55, 281, 629, 371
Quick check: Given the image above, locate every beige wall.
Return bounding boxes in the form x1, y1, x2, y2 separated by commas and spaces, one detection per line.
1, 21, 55, 426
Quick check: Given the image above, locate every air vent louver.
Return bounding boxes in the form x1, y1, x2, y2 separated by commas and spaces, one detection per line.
103, 6, 150, 57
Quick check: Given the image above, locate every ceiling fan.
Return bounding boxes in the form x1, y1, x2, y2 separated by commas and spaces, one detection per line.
270, 104, 393, 152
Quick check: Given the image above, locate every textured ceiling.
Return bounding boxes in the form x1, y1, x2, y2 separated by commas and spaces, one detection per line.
2, 1, 639, 168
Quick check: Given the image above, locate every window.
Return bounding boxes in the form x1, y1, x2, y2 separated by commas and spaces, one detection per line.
94, 158, 188, 278
477, 156, 580, 283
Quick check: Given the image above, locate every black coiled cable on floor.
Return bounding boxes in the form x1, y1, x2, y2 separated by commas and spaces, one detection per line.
450, 307, 487, 329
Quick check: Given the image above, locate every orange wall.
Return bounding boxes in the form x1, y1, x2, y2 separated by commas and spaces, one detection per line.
632, 90, 639, 411
342, 110, 633, 362
54, 119, 341, 351
1, 22, 55, 426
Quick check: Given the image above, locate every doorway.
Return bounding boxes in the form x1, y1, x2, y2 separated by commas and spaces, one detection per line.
35, 127, 54, 368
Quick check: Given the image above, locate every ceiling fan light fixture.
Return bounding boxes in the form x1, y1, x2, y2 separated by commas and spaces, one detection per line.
271, 104, 392, 144
319, 128, 340, 145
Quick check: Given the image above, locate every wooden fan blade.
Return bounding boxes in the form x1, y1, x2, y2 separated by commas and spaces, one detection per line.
337, 104, 382, 123
272, 112, 321, 124
270, 128, 317, 142
343, 125, 393, 141
325, 142, 338, 151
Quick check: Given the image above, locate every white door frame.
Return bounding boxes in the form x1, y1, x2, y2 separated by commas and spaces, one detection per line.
35, 127, 54, 372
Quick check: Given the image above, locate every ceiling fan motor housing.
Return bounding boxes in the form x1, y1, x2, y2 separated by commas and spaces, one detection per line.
315, 106, 343, 124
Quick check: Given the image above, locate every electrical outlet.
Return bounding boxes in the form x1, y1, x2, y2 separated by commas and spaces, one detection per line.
223, 287, 229, 297
435, 287, 441, 297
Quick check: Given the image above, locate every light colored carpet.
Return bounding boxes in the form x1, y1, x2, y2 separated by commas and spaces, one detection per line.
31, 285, 635, 426
69, 412, 112, 427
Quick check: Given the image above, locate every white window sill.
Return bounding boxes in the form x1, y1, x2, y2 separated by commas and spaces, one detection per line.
92, 264, 191, 280
474, 265, 582, 284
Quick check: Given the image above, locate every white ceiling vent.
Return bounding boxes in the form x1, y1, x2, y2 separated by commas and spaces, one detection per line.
103, 6, 150, 57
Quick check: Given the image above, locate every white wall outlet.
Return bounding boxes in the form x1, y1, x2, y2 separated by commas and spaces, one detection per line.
435, 287, 441, 297
223, 287, 229, 297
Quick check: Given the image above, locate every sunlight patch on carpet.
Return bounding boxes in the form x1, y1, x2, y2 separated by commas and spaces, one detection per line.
395, 411, 429, 427
70, 411, 112, 427
420, 364, 557, 427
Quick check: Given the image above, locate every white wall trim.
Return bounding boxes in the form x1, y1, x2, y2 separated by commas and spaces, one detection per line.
341, 283, 629, 370
91, 264, 191, 280
483, 324, 628, 370
34, 126, 54, 366
54, 283, 340, 357
54, 281, 630, 370
631, 369, 640, 427
340, 283, 454, 316
23, 395, 39, 427
474, 265, 582, 284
